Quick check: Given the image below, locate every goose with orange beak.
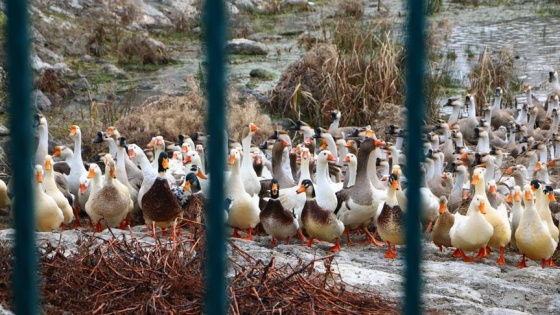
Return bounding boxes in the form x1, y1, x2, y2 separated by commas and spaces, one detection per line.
432, 196, 455, 252
449, 195, 493, 263
515, 185, 557, 268
470, 167, 511, 264
226, 148, 261, 240
140, 152, 183, 240
532, 181, 559, 245
28, 165, 64, 232
42, 155, 74, 229
507, 186, 524, 249
297, 179, 344, 252
376, 174, 405, 259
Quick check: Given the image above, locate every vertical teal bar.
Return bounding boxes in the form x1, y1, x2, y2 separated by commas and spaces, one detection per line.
203, 0, 227, 314
404, 0, 425, 314
6, 0, 38, 314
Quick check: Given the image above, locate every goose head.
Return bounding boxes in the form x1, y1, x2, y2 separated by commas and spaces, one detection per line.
296, 179, 315, 198
183, 172, 202, 193
270, 179, 280, 199
543, 185, 556, 202
35, 165, 44, 184
444, 97, 462, 108
469, 195, 487, 214
34, 113, 47, 129
523, 83, 532, 94
495, 87, 503, 98
228, 148, 241, 166
438, 196, 448, 214
331, 110, 341, 122
506, 185, 522, 203
316, 150, 336, 164
69, 125, 81, 138
106, 126, 120, 139
471, 167, 486, 185
242, 123, 260, 139
549, 70, 558, 83
487, 179, 497, 196
385, 124, 400, 135
343, 153, 357, 166
387, 173, 399, 190
157, 151, 169, 173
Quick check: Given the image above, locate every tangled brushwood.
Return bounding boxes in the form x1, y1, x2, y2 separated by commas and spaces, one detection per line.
0, 225, 399, 314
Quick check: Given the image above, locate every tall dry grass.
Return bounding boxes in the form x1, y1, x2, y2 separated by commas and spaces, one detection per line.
115, 78, 273, 147
270, 18, 405, 134
468, 46, 517, 114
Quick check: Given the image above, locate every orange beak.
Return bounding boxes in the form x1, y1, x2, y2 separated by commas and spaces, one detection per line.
182, 144, 189, 153
547, 160, 556, 167
530, 184, 536, 192
505, 194, 512, 203
514, 191, 520, 202
183, 180, 191, 192
228, 154, 235, 165
69, 125, 77, 136
524, 190, 532, 201
438, 203, 445, 214
296, 184, 306, 194
327, 153, 336, 162
197, 169, 207, 180
302, 151, 308, 159
295, 146, 301, 153
53, 146, 61, 157
478, 202, 486, 214
45, 159, 52, 170
374, 139, 384, 147
147, 139, 155, 148
345, 141, 353, 148
391, 180, 399, 190
471, 174, 479, 185
106, 127, 113, 136
36, 171, 43, 183
157, 138, 164, 145
79, 183, 87, 195
320, 139, 327, 151
548, 192, 556, 202
365, 129, 373, 138
162, 158, 169, 169
281, 139, 290, 147
250, 123, 259, 132
128, 148, 135, 158
110, 166, 117, 179
535, 162, 542, 171
343, 155, 351, 162
441, 173, 447, 180
460, 153, 467, 161
184, 155, 192, 164
87, 168, 95, 179
505, 166, 514, 174
489, 185, 496, 195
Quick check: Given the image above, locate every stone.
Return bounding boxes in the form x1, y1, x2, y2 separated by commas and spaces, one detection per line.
31, 55, 52, 72
138, 82, 154, 90
227, 38, 268, 55
101, 64, 129, 79
0, 125, 9, 137
249, 68, 274, 80
33, 89, 52, 111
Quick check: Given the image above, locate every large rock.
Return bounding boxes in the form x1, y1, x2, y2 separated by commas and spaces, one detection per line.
33, 89, 52, 111
138, 3, 174, 29
227, 38, 268, 55
102, 64, 129, 79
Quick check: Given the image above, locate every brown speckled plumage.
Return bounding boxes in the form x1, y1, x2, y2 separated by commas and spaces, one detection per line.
142, 178, 182, 223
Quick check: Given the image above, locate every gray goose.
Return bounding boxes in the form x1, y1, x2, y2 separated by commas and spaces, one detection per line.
335, 137, 385, 246
259, 179, 299, 246
490, 87, 514, 130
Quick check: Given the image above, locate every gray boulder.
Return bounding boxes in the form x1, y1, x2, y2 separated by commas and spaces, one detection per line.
227, 39, 268, 55
33, 89, 52, 111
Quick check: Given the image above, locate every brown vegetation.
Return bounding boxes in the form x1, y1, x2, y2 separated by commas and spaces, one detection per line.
115, 78, 274, 146
0, 226, 399, 314
270, 18, 406, 135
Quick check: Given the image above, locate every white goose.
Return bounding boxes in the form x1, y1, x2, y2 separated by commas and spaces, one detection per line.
226, 148, 261, 240
240, 123, 261, 196
31, 165, 64, 232
43, 155, 74, 228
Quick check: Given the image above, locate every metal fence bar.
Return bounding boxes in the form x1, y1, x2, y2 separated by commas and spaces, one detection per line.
6, 0, 38, 314
404, 1, 426, 314
203, 0, 228, 314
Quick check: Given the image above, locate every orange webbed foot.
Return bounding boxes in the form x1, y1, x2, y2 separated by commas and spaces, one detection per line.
328, 238, 341, 252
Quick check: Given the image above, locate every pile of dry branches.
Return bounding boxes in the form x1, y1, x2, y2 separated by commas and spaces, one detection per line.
0, 224, 399, 314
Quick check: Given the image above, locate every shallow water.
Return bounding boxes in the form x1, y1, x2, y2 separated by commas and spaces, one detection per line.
439, 3, 560, 97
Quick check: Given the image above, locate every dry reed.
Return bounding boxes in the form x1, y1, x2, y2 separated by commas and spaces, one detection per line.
0, 224, 401, 314
270, 18, 406, 135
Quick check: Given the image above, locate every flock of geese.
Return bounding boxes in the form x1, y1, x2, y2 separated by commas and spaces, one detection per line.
4, 70, 560, 269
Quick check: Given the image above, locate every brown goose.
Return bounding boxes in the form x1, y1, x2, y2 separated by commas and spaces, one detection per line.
432, 196, 455, 252
141, 151, 183, 240
260, 179, 299, 246
328, 110, 360, 140
377, 173, 405, 259
297, 179, 344, 252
